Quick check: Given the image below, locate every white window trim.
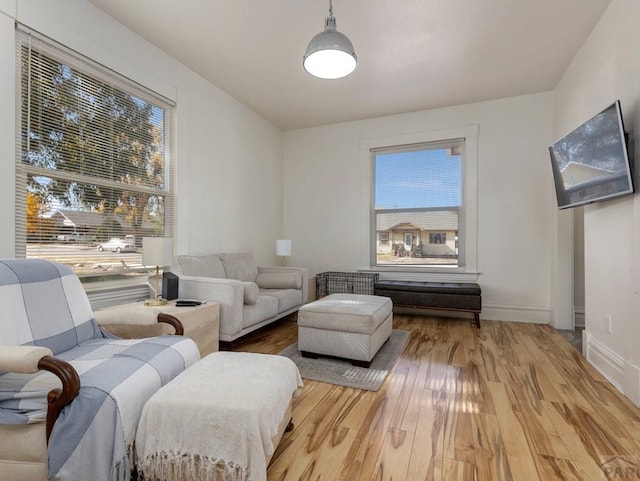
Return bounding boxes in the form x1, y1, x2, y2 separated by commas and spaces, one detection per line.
15, 26, 177, 286
359, 125, 478, 278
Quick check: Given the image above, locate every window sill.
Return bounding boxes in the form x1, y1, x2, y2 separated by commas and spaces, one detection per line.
361, 267, 479, 283
82, 276, 149, 292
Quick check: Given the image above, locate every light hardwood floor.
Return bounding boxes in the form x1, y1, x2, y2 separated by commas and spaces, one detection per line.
232, 315, 640, 481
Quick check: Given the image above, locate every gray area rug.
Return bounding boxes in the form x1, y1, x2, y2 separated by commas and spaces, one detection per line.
278, 329, 410, 391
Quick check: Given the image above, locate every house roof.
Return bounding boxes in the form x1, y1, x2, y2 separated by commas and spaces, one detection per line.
86, 0, 612, 130
51, 209, 156, 230
51, 210, 106, 228
377, 211, 458, 231
560, 162, 615, 188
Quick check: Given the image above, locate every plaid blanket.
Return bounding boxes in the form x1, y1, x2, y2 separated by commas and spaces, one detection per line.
0, 259, 200, 481
0, 335, 200, 481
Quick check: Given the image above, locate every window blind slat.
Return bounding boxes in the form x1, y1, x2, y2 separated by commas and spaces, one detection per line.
372, 139, 464, 268
15, 27, 176, 280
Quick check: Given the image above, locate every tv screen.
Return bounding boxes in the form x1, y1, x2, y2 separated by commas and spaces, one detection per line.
549, 100, 634, 209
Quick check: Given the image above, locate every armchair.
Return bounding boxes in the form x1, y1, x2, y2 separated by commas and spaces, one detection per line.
0, 259, 200, 481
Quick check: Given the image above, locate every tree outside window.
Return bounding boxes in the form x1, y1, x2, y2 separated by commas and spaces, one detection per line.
16, 30, 175, 279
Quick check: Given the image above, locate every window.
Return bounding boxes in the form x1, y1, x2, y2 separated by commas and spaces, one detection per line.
429, 232, 447, 244
15, 28, 175, 282
379, 232, 389, 245
372, 139, 463, 267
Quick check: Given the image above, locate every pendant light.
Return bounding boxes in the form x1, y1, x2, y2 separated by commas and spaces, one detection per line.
303, 0, 357, 79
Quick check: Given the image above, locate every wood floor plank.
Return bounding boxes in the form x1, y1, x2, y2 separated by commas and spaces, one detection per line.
337, 383, 401, 481
537, 455, 587, 481
405, 388, 447, 481
471, 412, 514, 481
442, 457, 475, 481
232, 316, 640, 481
486, 381, 544, 481
268, 386, 361, 481
371, 428, 415, 481
293, 425, 357, 481
541, 401, 611, 481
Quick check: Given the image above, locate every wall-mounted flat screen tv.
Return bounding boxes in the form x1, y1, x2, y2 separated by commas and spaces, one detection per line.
549, 100, 634, 209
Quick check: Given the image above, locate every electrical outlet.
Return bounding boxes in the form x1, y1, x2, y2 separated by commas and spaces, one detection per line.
606, 314, 613, 333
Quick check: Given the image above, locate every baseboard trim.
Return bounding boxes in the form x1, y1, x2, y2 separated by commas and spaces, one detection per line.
481, 303, 550, 324
574, 307, 585, 328
584, 330, 625, 393
391, 303, 550, 324
584, 330, 640, 407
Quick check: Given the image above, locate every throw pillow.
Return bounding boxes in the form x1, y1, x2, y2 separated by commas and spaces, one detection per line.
218, 253, 259, 282
256, 272, 302, 290
243, 282, 259, 305
177, 255, 226, 278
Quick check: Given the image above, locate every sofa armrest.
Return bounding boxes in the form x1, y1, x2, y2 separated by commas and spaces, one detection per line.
178, 276, 244, 338
258, 266, 309, 303
0, 346, 80, 442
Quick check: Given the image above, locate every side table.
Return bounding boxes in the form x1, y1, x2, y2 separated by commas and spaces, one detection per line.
96, 300, 220, 357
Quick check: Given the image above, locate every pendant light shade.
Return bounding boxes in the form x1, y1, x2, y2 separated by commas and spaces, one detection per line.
303, 0, 357, 79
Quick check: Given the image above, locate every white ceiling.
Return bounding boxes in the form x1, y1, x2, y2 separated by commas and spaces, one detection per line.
87, 0, 611, 131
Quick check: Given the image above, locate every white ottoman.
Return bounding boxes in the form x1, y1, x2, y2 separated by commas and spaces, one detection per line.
135, 351, 303, 481
297, 293, 393, 367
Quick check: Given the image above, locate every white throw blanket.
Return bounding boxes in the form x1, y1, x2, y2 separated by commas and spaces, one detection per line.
135, 351, 303, 481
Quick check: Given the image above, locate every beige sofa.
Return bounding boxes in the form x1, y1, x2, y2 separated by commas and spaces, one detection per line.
172, 253, 308, 342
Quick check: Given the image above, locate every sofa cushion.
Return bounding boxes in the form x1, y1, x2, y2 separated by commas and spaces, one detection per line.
259, 288, 302, 313
242, 296, 278, 328
256, 272, 302, 290
177, 255, 226, 278
219, 253, 259, 282
243, 282, 259, 305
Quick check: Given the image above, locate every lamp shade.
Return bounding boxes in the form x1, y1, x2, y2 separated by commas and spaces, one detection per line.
303, 4, 356, 79
276, 239, 292, 257
142, 237, 173, 267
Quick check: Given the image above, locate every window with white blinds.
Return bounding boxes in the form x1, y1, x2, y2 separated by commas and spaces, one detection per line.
15, 27, 176, 282
372, 139, 464, 267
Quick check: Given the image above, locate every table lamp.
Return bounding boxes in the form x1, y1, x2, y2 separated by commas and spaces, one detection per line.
276, 239, 292, 266
142, 237, 173, 306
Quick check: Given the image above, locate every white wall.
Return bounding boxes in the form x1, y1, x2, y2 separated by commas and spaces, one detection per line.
553, 0, 640, 405
0, 0, 284, 265
283, 92, 556, 323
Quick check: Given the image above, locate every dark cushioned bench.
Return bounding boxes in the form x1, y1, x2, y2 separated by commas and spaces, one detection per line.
373, 280, 482, 328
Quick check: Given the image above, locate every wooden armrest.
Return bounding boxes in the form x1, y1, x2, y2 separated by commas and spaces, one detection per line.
158, 313, 184, 336
37, 356, 80, 443
0, 346, 79, 441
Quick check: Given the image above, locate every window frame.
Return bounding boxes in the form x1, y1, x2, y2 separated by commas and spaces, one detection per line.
429, 232, 447, 244
371, 138, 465, 268
15, 27, 177, 283
360, 125, 478, 276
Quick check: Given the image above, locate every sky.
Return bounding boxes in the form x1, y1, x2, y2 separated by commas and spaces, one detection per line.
374, 147, 461, 209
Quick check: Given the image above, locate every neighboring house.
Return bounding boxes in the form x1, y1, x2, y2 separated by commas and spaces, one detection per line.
50, 209, 158, 241
560, 161, 616, 189
376, 210, 458, 257
51, 210, 106, 236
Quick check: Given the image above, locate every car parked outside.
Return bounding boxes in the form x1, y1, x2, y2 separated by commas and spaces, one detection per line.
97, 238, 137, 253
